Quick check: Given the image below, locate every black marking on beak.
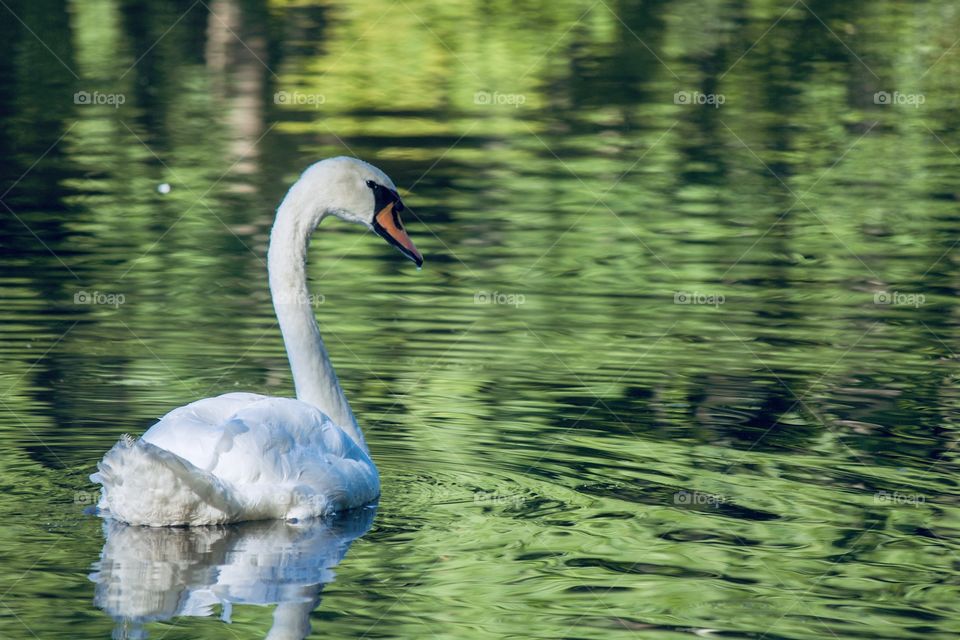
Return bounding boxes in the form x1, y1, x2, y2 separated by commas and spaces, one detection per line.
367, 179, 422, 267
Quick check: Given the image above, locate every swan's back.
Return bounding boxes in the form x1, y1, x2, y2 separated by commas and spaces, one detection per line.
91, 393, 380, 526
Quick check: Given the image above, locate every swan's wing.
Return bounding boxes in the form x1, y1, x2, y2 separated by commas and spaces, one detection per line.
101, 393, 380, 523
139, 392, 270, 472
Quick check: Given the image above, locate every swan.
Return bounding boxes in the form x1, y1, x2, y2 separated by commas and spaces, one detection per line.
91, 156, 422, 526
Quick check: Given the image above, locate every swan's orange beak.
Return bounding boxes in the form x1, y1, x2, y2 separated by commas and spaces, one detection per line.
373, 202, 423, 267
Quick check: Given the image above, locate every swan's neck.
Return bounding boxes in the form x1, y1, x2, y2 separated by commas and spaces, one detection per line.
268, 188, 367, 452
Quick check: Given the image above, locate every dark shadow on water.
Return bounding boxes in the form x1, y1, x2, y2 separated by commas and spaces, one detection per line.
90, 506, 377, 640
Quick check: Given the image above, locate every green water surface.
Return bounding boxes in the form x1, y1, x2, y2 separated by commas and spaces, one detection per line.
0, 0, 958, 638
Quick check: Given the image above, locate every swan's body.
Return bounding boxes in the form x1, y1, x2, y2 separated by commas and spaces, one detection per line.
91, 157, 422, 526
93, 394, 378, 525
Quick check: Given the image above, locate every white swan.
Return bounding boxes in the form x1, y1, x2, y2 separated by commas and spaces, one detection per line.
91, 157, 422, 526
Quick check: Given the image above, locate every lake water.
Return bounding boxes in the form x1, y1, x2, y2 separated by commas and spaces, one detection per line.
1, 0, 959, 638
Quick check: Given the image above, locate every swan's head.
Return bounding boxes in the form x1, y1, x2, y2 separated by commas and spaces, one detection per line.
295, 156, 423, 267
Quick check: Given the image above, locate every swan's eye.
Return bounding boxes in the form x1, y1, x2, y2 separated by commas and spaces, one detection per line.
366, 180, 378, 190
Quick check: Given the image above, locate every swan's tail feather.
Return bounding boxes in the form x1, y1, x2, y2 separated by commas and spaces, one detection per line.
91, 437, 240, 526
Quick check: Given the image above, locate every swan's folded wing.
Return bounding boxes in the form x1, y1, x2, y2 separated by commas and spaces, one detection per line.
141, 392, 269, 472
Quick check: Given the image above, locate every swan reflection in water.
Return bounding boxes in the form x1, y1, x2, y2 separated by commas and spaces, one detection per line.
90, 506, 376, 639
